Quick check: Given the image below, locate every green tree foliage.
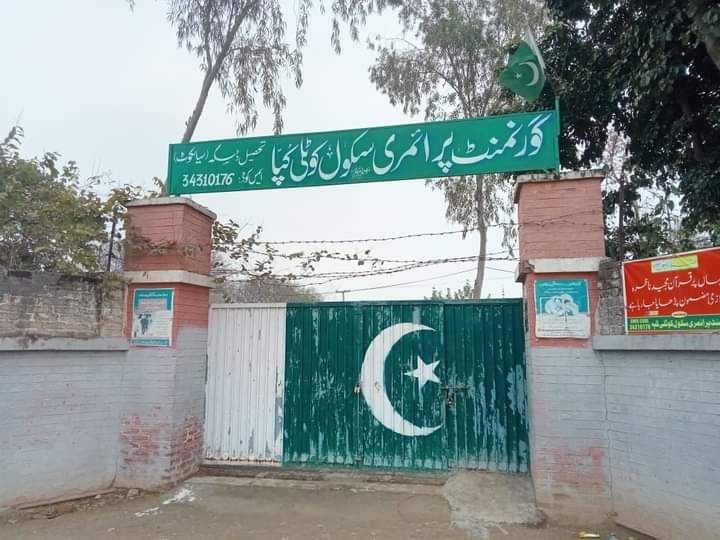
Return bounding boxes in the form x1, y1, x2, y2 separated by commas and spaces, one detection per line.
0, 127, 194, 273
0, 126, 292, 276
369, 0, 545, 298
130, 0, 384, 146
538, 0, 720, 237
213, 276, 322, 303
0, 127, 108, 272
601, 128, 699, 259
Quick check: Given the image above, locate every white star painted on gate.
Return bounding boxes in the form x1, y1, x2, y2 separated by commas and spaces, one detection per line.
404, 356, 441, 391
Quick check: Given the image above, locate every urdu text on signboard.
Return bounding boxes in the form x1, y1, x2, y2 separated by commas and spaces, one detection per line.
167, 109, 559, 195
623, 247, 720, 333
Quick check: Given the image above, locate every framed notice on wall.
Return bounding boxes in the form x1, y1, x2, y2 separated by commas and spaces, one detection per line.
131, 288, 174, 347
623, 247, 720, 333
534, 279, 590, 338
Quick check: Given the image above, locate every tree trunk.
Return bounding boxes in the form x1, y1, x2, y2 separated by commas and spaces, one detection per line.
674, 77, 706, 162
180, 1, 254, 145
473, 176, 487, 299
703, 35, 720, 73
182, 68, 216, 144
617, 174, 625, 260
163, 64, 219, 195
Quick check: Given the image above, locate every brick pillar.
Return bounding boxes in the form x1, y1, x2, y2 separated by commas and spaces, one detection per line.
515, 170, 612, 523
117, 197, 216, 489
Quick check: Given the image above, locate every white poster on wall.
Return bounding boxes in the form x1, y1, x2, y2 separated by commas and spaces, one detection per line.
131, 288, 174, 347
534, 279, 590, 338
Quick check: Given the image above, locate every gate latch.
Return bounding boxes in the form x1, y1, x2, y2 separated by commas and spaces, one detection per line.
441, 384, 467, 405
353, 383, 361, 395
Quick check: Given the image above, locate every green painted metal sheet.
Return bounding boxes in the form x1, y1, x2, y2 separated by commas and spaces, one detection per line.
166, 110, 559, 195
442, 302, 529, 472
282, 300, 528, 472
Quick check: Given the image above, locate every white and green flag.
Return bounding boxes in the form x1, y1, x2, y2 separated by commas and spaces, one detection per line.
500, 30, 546, 102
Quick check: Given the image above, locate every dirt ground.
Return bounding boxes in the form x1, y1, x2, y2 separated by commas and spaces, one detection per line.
0, 476, 652, 540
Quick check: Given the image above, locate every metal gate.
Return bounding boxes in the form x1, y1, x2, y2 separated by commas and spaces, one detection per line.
204, 300, 528, 472
203, 304, 286, 463
282, 300, 529, 472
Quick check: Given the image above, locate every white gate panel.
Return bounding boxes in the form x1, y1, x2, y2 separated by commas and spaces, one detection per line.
204, 303, 286, 463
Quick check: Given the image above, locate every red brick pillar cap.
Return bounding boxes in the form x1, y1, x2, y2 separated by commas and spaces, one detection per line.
514, 169, 606, 282
123, 196, 217, 286
124, 196, 217, 221
513, 169, 605, 203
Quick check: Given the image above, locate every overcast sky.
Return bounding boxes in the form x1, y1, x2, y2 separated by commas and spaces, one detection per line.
1, 0, 521, 300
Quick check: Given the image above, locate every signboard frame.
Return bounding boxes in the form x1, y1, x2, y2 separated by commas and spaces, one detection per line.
166, 109, 560, 195
622, 247, 720, 333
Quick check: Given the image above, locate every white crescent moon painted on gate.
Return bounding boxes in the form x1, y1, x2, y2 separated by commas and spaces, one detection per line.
359, 323, 441, 437
520, 61, 540, 86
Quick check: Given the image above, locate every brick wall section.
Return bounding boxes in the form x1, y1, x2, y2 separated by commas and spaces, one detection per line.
170, 416, 203, 483
116, 345, 176, 489
517, 172, 613, 524
516, 175, 605, 263
124, 201, 213, 275
0, 271, 125, 338
118, 197, 214, 489
170, 327, 208, 482
116, 328, 207, 488
597, 260, 625, 335
526, 347, 612, 523
0, 345, 126, 507
125, 283, 209, 348
597, 346, 720, 539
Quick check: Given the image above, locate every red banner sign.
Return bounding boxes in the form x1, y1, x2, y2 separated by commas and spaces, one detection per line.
623, 247, 720, 333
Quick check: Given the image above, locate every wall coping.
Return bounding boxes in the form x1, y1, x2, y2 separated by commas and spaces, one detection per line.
124, 270, 216, 289
594, 334, 720, 352
0, 337, 129, 352
125, 196, 217, 220
514, 169, 605, 203
516, 256, 606, 282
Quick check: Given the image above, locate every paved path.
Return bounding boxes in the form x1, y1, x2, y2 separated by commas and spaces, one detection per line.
0, 475, 650, 540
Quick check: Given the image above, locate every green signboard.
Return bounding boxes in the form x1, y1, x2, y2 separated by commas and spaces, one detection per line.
167, 109, 559, 195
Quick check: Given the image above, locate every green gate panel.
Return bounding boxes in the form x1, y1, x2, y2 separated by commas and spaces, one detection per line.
443, 301, 529, 472
283, 303, 360, 466
282, 300, 528, 472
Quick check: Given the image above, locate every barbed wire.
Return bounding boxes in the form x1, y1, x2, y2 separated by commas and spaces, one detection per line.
245, 248, 512, 265
219, 265, 515, 299
244, 210, 603, 246
217, 256, 517, 287
330, 267, 480, 295
216, 255, 516, 277
219, 267, 479, 297
260, 228, 489, 245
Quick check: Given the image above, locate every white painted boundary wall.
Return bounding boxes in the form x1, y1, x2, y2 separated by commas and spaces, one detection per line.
594, 335, 720, 540
0, 338, 128, 508
528, 334, 720, 539
204, 304, 286, 463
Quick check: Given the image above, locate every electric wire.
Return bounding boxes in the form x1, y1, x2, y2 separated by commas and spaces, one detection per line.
251, 210, 603, 246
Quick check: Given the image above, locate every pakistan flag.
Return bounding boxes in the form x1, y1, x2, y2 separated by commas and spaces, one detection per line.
500, 34, 546, 102
282, 301, 529, 472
